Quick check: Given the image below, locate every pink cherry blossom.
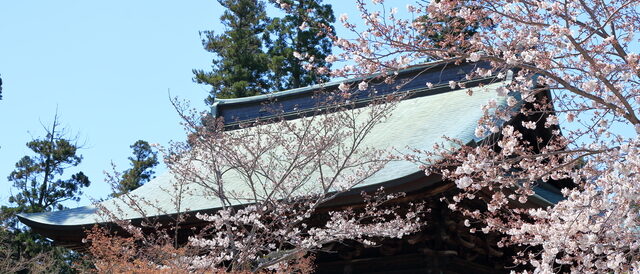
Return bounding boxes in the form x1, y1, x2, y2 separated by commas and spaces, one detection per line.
358, 81, 369, 91
332, 0, 640, 271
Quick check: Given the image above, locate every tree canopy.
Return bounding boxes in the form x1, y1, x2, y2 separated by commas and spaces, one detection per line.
110, 140, 158, 197
266, 0, 335, 91
194, 0, 335, 102
3, 115, 90, 226
1, 115, 90, 272
193, 0, 271, 102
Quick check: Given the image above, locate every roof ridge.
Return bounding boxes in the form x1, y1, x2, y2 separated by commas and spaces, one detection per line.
211, 60, 457, 106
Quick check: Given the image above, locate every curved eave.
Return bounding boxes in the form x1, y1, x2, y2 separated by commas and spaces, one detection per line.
17, 171, 561, 250
17, 214, 83, 232
17, 172, 447, 249
17, 213, 94, 250
16, 171, 432, 229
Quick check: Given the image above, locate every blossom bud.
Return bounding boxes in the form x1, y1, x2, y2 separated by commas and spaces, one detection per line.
358, 81, 369, 91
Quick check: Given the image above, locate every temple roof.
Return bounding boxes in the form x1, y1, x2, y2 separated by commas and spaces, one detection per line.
212, 60, 491, 127
18, 62, 562, 234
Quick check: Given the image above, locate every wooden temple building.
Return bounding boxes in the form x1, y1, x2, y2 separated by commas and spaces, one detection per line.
19, 61, 565, 273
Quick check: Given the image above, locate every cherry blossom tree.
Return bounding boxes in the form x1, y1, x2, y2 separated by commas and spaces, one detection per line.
310, 0, 640, 272
86, 0, 639, 272
88, 95, 425, 273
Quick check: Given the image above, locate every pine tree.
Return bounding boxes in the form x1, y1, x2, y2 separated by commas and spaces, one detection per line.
0, 114, 90, 272
194, 0, 336, 102
3, 115, 90, 225
193, 0, 271, 102
266, 0, 335, 91
111, 140, 158, 197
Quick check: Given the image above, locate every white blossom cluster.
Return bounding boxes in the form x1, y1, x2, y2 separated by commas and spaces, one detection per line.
333, 0, 640, 272
158, 96, 426, 272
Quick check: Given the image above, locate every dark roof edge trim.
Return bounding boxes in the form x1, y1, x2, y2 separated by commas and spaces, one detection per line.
211, 59, 463, 108
221, 76, 500, 130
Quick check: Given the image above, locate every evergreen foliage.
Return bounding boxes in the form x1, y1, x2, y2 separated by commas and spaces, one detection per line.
3, 115, 90, 226
111, 140, 158, 196
0, 228, 81, 273
193, 0, 271, 102
0, 115, 90, 272
194, 0, 335, 102
266, 0, 335, 91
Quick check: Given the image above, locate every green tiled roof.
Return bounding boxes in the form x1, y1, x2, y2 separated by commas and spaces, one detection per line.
19, 81, 518, 228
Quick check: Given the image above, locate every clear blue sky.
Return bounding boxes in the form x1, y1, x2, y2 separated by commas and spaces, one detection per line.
0, 0, 367, 207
